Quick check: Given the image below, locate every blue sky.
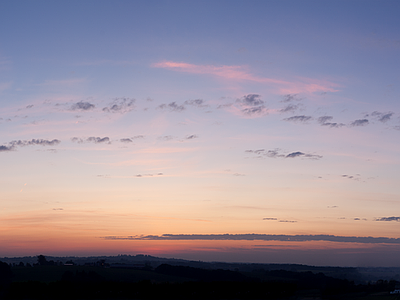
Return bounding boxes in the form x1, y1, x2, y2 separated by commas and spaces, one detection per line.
1, 0, 400, 266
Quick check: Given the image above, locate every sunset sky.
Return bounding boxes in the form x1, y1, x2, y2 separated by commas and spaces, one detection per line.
1, 0, 400, 267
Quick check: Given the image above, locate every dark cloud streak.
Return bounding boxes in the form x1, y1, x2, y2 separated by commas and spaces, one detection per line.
376, 216, 400, 222
102, 233, 400, 244
284, 115, 312, 123
71, 137, 110, 144
350, 119, 369, 127
71, 101, 95, 111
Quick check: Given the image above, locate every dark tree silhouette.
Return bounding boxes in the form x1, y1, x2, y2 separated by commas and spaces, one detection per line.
37, 255, 48, 266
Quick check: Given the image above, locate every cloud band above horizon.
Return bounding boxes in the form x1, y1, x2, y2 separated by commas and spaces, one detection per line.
102, 233, 400, 244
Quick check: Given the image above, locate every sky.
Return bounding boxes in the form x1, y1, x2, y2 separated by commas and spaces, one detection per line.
1, 0, 400, 267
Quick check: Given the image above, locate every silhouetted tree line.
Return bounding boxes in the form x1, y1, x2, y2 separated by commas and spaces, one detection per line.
0, 260, 398, 299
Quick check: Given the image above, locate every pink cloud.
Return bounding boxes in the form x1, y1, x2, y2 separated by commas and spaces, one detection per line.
152, 61, 340, 94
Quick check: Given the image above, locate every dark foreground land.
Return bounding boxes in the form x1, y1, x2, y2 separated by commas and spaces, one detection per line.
1, 256, 400, 299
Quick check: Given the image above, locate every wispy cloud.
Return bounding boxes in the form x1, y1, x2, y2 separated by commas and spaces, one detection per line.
102, 233, 400, 244
152, 61, 339, 94
103, 98, 135, 113
317, 116, 346, 128
375, 216, 400, 222
120, 138, 133, 143
158, 102, 185, 112
71, 137, 110, 144
286, 152, 322, 159
158, 135, 175, 141
0, 139, 61, 153
185, 134, 198, 140
71, 101, 95, 111
222, 94, 269, 118
246, 149, 322, 160
153, 61, 287, 84
283, 115, 312, 123
10, 139, 61, 147
279, 103, 302, 113
342, 174, 361, 181
369, 111, 394, 123
281, 94, 303, 103
350, 119, 369, 127
184, 99, 208, 108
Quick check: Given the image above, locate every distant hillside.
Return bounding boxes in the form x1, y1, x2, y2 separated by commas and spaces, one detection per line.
2, 254, 400, 283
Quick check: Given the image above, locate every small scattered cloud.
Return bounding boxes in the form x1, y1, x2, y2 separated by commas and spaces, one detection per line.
26, 104, 34, 109
318, 116, 333, 124
184, 99, 208, 108
220, 94, 269, 118
52, 208, 63, 211
285, 152, 303, 158
370, 111, 394, 123
132, 135, 144, 139
120, 138, 133, 143
87, 137, 110, 144
279, 104, 302, 113
240, 94, 264, 106
327, 206, 338, 209
185, 134, 198, 140
263, 218, 277, 220
134, 173, 163, 178
217, 103, 233, 109
71, 101, 95, 111
376, 216, 400, 222
235, 94, 268, 117
283, 115, 312, 123
158, 102, 185, 112
245, 149, 265, 155
158, 135, 174, 141
0, 145, 14, 152
281, 94, 302, 103
233, 173, 245, 176
286, 151, 322, 160
350, 119, 369, 127
242, 106, 268, 116
71, 137, 110, 144
246, 148, 322, 160
342, 174, 361, 181
317, 116, 346, 128
103, 97, 135, 113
